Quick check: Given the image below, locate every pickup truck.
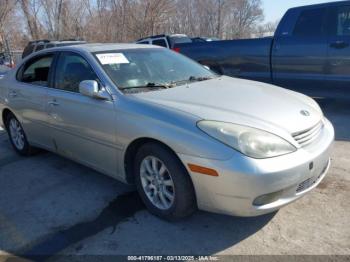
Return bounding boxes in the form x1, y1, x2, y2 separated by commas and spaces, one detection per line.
174, 1, 350, 94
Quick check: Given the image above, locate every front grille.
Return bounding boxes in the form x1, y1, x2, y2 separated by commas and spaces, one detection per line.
292, 121, 324, 147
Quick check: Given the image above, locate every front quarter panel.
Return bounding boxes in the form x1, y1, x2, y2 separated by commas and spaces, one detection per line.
115, 95, 236, 179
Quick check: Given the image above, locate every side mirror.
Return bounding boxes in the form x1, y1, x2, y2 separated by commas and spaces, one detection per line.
79, 80, 110, 100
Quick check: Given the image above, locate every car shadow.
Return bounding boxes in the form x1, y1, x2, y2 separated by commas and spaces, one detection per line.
313, 96, 350, 142
1, 96, 348, 258
0, 132, 275, 259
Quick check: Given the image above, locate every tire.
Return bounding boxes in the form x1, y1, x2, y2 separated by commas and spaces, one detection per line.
134, 142, 197, 220
5, 113, 37, 156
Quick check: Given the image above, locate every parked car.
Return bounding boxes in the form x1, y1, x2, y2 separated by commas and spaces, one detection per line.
22, 39, 86, 59
136, 34, 192, 49
174, 1, 350, 94
0, 43, 334, 220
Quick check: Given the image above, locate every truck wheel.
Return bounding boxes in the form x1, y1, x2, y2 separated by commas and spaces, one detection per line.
5, 113, 37, 156
134, 142, 197, 220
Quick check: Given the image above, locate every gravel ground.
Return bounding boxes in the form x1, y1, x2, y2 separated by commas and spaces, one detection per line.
0, 96, 349, 260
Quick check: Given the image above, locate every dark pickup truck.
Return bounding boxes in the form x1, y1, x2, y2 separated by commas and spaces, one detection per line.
175, 1, 350, 94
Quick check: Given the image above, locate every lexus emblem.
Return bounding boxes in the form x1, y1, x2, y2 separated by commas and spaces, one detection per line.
300, 110, 310, 116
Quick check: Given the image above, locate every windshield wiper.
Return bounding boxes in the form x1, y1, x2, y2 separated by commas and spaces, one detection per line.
119, 82, 173, 91
171, 76, 215, 86
188, 76, 215, 82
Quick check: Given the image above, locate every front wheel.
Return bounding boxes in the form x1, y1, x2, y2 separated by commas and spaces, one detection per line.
134, 143, 197, 220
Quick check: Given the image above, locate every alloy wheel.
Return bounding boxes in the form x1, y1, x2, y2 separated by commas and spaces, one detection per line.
9, 118, 25, 150
140, 156, 175, 210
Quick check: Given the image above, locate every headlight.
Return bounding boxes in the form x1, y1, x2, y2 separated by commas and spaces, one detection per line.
197, 121, 296, 159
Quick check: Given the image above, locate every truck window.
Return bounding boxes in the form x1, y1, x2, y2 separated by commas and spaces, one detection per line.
334, 6, 350, 36
293, 8, 326, 37
152, 39, 168, 48
35, 44, 45, 52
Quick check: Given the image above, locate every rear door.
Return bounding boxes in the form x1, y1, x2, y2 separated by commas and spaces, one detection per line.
272, 7, 328, 92
9, 53, 55, 149
326, 4, 350, 90
47, 51, 118, 176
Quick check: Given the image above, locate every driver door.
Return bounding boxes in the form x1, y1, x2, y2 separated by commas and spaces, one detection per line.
47, 51, 118, 177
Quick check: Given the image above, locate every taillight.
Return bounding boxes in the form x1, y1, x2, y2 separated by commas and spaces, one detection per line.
172, 47, 180, 53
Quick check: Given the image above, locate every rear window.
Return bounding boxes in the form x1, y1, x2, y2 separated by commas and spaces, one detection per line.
293, 8, 326, 37
22, 44, 35, 58
170, 37, 192, 45
35, 44, 45, 52
152, 39, 168, 48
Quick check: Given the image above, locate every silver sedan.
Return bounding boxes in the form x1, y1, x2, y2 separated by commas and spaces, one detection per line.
0, 44, 334, 220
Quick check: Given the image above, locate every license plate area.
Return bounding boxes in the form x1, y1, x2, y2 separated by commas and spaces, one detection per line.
296, 160, 329, 193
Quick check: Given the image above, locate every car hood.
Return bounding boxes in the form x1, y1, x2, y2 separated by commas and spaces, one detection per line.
131, 76, 323, 135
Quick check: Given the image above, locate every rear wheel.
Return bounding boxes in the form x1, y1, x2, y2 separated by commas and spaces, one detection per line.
5, 113, 37, 156
134, 143, 197, 220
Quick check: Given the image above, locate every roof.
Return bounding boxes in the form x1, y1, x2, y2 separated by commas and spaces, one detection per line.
53, 43, 161, 53
28, 39, 86, 45
137, 34, 188, 41
289, 0, 349, 11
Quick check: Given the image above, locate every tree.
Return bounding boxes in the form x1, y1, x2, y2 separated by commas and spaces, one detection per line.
5, 0, 266, 50
20, 0, 43, 39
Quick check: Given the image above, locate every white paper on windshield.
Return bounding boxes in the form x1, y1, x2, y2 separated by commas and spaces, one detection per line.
96, 53, 129, 65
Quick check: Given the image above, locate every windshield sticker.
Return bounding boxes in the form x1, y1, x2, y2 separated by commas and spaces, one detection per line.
96, 53, 129, 65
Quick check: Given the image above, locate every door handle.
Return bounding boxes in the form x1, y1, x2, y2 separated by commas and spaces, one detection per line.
48, 100, 59, 106
330, 40, 349, 49
9, 91, 17, 97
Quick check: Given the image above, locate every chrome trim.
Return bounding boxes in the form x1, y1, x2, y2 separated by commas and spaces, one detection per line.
292, 121, 324, 147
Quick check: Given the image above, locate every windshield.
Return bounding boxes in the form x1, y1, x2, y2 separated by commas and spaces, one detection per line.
94, 48, 217, 91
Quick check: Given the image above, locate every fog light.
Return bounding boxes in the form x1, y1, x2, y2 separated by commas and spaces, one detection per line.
253, 190, 284, 206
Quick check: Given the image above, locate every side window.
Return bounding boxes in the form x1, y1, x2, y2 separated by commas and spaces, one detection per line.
334, 6, 350, 36
54, 52, 99, 93
293, 8, 326, 37
138, 41, 149, 44
152, 39, 168, 48
22, 44, 35, 58
46, 44, 55, 49
35, 44, 45, 52
19, 55, 53, 86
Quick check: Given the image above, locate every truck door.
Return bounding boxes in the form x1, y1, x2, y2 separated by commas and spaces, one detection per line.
326, 4, 350, 92
272, 7, 328, 93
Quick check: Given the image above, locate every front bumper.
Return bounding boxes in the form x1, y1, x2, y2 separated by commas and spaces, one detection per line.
178, 118, 334, 217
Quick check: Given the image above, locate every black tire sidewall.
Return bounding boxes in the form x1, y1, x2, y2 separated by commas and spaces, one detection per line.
134, 143, 197, 220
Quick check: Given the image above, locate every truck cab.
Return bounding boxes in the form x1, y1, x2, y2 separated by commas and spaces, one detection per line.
272, 0, 350, 92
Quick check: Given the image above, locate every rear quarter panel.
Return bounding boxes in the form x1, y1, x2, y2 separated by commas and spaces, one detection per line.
0, 73, 10, 128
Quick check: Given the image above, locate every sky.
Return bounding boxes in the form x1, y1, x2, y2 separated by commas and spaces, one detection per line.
262, 0, 343, 22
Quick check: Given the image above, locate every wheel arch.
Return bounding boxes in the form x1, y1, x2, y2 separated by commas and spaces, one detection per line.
123, 137, 190, 185
1, 108, 14, 128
